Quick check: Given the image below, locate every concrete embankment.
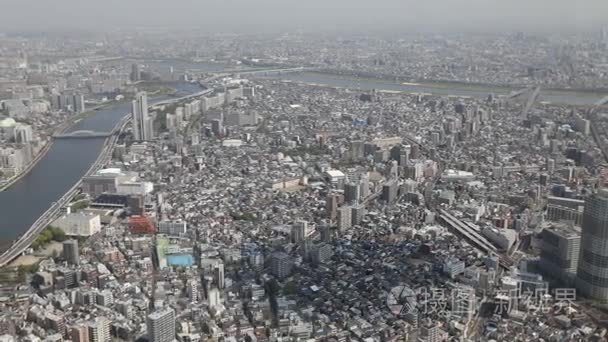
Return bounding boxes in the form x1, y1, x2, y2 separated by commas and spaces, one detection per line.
0, 103, 114, 192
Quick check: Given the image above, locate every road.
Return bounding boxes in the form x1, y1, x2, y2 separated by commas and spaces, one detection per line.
0, 114, 127, 267
0, 86, 201, 268
153, 88, 212, 106
0, 101, 120, 193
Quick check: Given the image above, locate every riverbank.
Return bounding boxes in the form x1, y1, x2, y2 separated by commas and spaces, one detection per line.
0, 82, 186, 192
260, 71, 606, 106
0, 82, 203, 262
0, 101, 118, 192
306, 70, 608, 97
124, 57, 608, 95
0, 82, 200, 266
297, 68, 608, 95
0, 117, 123, 267
124, 56, 608, 105
0, 139, 53, 192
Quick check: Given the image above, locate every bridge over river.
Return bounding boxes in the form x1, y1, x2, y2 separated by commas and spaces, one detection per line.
53, 130, 112, 139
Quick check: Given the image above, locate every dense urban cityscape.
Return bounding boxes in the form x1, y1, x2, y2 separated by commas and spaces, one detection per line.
2, 3, 608, 342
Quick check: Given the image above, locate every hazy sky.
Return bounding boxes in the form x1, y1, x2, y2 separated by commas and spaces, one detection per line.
1, 0, 608, 33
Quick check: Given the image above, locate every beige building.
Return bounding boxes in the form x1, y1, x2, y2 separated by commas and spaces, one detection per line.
52, 212, 101, 237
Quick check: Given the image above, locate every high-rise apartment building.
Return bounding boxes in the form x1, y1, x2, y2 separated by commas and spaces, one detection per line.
291, 221, 307, 243
51, 92, 85, 113
14, 124, 33, 143
208, 287, 221, 308
147, 308, 176, 342
326, 193, 343, 221
62, 239, 79, 265
270, 252, 293, 279
70, 325, 89, 342
95, 290, 114, 307
214, 262, 225, 289
337, 206, 352, 231
132, 92, 153, 141
350, 140, 365, 160
382, 180, 399, 204
344, 182, 360, 204
186, 279, 198, 302
87, 317, 110, 342
211, 119, 223, 137
131, 63, 141, 82
359, 173, 370, 199
577, 189, 608, 300
539, 222, 581, 285
351, 203, 366, 226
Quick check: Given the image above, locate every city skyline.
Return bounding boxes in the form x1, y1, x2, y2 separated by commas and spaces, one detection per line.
2, 6, 608, 341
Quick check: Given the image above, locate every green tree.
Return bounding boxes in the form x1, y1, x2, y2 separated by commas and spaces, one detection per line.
31, 227, 67, 250
40, 229, 52, 242
17, 263, 39, 282
283, 281, 298, 295
71, 201, 89, 212
49, 227, 66, 242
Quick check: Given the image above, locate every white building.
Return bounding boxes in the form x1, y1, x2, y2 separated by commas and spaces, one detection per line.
201, 93, 224, 111
442, 169, 475, 182
147, 308, 175, 342
87, 317, 110, 342
116, 181, 153, 196
372, 136, 402, 149
325, 169, 346, 186
14, 124, 33, 143
0, 146, 27, 174
95, 289, 114, 307
222, 139, 243, 147
208, 287, 222, 309
52, 212, 101, 237
443, 257, 465, 279
83, 168, 150, 197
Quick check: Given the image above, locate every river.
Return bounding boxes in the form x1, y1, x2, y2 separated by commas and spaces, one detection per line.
0, 82, 202, 251
261, 72, 607, 106
0, 63, 606, 252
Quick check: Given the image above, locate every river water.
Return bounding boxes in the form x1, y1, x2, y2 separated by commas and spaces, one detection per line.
262, 72, 607, 106
0, 63, 606, 251
0, 82, 202, 250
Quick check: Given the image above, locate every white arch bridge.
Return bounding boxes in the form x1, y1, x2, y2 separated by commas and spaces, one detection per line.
53, 130, 112, 139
